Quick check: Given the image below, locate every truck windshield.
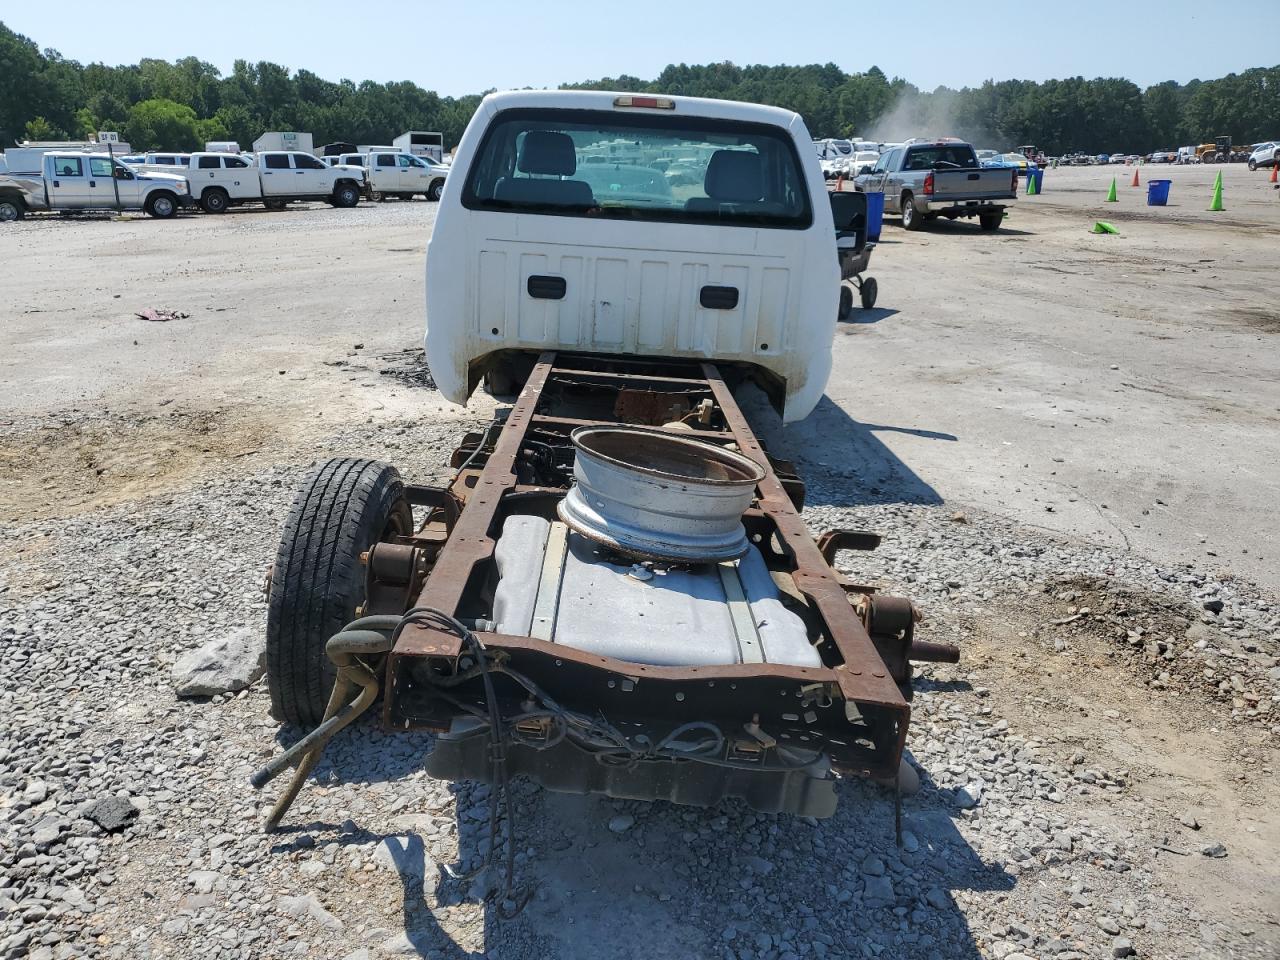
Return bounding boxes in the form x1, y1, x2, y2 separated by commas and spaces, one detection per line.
904, 146, 979, 170
462, 108, 811, 229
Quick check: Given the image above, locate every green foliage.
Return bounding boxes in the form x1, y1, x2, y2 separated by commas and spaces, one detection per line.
23, 116, 62, 140
124, 98, 201, 151
1, 20, 1276, 155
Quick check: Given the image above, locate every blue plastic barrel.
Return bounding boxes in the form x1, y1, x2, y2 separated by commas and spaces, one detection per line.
1147, 179, 1172, 206
1026, 167, 1044, 193
864, 191, 885, 241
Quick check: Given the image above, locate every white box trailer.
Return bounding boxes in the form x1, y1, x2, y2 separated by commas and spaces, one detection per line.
252, 132, 315, 155
393, 131, 444, 163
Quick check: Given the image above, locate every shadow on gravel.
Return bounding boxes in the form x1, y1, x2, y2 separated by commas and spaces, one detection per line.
886, 218, 1036, 238
484, 775, 1011, 960
840, 306, 900, 325
747, 390, 954, 507
260, 719, 1012, 959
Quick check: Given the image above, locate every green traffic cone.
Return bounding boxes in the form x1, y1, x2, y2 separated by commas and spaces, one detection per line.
1027, 171, 1037, 196
1208, 171, 1224, 211
1105, 177, 1118, 202
1092, 221, 1119, 234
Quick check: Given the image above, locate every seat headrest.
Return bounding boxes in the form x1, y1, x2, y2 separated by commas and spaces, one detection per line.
705, 150, 764, 202
518, 131, 577, 177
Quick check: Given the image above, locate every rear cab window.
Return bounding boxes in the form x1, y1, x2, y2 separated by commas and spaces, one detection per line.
264, 154, 290, 170
903, 145, 979, 170
197, 156, 220, 169
462, 108, 812, 229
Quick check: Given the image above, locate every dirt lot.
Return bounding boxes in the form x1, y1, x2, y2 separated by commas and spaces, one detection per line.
0, 163, 1277, 960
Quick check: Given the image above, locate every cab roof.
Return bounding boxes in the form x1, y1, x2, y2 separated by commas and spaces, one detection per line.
475, 89, 805, 131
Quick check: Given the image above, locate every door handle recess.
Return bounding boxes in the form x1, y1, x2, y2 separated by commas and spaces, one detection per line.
527, 275, 566, 300
699, 285, 739, 310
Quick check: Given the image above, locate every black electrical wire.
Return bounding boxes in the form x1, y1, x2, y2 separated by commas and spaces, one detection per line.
455, 419, 502, 475
398, 606, 534, 919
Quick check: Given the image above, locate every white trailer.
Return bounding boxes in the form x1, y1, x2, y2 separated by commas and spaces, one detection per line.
252, 132, 315, 155
393, 131, 444, 163
5, 139, 133, 175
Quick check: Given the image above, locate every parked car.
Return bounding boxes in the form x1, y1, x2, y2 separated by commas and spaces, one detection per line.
186, 150, 367, 212
854, 139, 1017, 231
363, 150, 448, 201
0, 151, 192, 220
851, 150, 880, 172
992, 152, 1030, 171
185, 151, 260, 212
141, 152, 192, 170
253, 151, 367, 209
1247, 141, 1280, 170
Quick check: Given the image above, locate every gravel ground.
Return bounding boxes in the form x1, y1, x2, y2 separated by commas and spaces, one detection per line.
2, 401, 1276, 960
2, 182, 1278, 959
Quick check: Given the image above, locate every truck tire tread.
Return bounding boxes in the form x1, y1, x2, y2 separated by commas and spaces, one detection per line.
266, 457, 411, 727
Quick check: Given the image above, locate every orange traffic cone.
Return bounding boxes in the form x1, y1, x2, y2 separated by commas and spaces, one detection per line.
1131, 167, 1140, 188
1271, 164, 1278, 184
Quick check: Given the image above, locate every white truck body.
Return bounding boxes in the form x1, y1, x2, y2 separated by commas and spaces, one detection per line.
185, 151, 367, 211
5, 140, 134, 175
252, 132, 315, 155
393, 131, 445, 163
0, 152, 192, 220
205, 141, 241, 154
362, 150, 448, 200
186, 152, 261, 211
426, 90, 839, 423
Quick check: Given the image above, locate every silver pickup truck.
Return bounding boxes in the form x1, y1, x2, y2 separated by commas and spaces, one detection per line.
854, 139, 1016, 231
0, 151, 193, 221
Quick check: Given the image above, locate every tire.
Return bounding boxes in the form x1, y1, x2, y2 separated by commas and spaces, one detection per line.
837, 284, 853, 321
979, 211, 1004, 231
146, 192, 178, 219
371, 191, 384, 202
483, 367, 517, 397
1248, 159, 1257, 171
427, 179, 444, 201
0, 198, 23, 222
200, 188, 229, 214
901, 194, 922, 230
264, 199, 287, 211
266, 458, 413, 727
860, 276, 878, 310
333, 183, 361, 208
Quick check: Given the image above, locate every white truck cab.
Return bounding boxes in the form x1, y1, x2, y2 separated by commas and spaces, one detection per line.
426, 90, 839, 423
142, 153, 191, 169
364, 150, 448, 201
0, 152, 192, 219
187, 151, 258, 212
254, 151, 367, 209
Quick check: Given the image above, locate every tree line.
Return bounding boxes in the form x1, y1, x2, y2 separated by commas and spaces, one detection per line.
3, 21, 1276, 155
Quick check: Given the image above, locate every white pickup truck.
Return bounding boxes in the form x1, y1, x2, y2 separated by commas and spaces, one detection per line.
333, 150, 447, 201
184, 150, 368, 212
0, 151, 192, 220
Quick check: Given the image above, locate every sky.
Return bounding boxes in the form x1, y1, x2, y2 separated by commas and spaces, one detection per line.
7, 1, 1276, 98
